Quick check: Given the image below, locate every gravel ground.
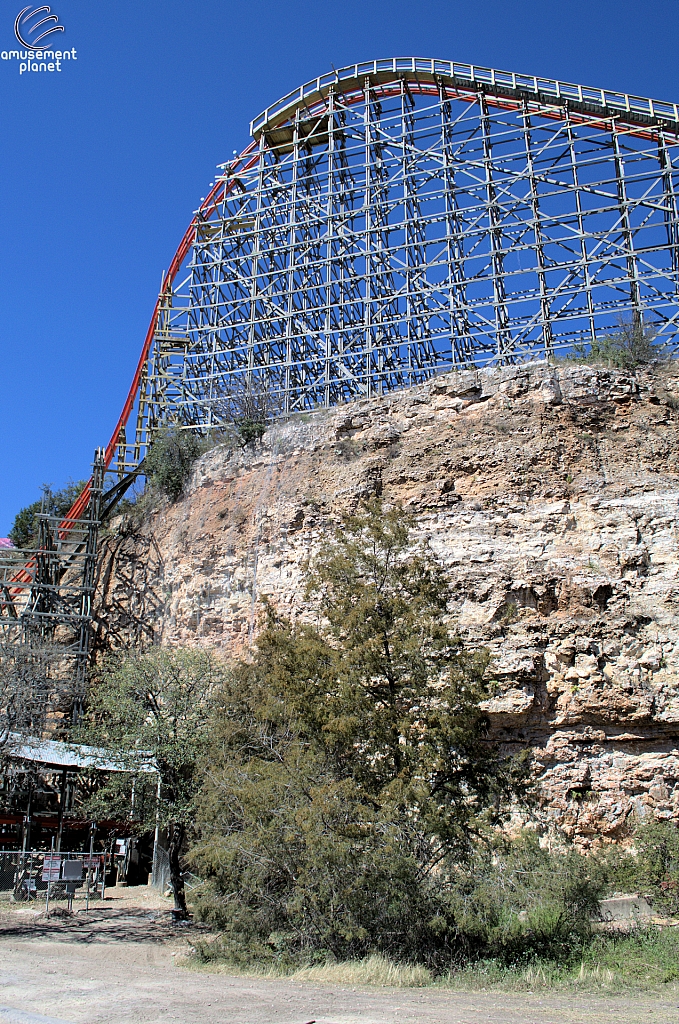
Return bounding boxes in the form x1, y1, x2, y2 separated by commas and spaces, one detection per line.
1, 888, 679, 1024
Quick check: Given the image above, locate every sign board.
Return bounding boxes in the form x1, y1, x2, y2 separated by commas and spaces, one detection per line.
61, 860, 84, 882
42, 856, 61, 882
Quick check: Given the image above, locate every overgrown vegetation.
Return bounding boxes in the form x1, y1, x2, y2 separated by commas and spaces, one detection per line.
144, 426, 210, 502
231, 386, 271, 447
9, 480, 87, 549
235, 417, 266, 446
188, 820, 679, 986
142, 414, 267, 504
560, 316, 659, 369
188, 930, 679, 991
590, 819, 679, 917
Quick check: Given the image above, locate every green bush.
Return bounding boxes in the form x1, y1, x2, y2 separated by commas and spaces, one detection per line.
235, 418, 266, 446
591, 819, 679, 916
636, 819, 679, 914
191, 815, 608, 969
144, 426, 208, 502
564, 316, 658, 369
444, 833, 603, 965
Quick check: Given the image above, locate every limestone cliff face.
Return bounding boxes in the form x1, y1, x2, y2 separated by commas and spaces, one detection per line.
96, 361, 679, 845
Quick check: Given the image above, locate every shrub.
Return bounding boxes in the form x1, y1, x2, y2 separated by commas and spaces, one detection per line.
235, 418, 266, 446
636, 820, 679, 914
564, 316, 658, 370
144, 426, 207, 502
445, 833, 604, 965
592, 819, 679, 916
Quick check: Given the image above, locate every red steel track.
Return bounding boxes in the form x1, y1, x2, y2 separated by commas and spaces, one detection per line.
60, 140, 260, 530
10, 142, 260, 590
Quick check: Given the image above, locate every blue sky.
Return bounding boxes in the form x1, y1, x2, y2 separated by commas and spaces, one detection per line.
1, 0, 678, 534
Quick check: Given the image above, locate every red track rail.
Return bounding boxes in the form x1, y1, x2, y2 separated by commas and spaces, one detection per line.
9, 143, 260, 593
59, 140, 260, 529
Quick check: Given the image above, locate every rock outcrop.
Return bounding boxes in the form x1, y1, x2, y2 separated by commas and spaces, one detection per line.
96, 361, 679, 845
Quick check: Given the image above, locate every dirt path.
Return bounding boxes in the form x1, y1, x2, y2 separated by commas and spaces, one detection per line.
1, 889, 678, 1024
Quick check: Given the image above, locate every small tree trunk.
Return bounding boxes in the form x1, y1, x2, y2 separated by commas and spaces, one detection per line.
168, 820, 188, 919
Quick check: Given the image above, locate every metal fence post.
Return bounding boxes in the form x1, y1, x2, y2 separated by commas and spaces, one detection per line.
86, 824, 95, 912
45, 837, 54, 915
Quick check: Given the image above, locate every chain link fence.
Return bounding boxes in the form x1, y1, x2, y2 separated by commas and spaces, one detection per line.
0, 850, 110, 907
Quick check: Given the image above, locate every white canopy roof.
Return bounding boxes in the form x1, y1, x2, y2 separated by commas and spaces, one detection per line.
5, 733, 158, 774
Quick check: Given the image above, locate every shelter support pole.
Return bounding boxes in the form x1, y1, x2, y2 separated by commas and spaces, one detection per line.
56, 768, 67, 853
151, 773, 162, 888
45, 835, 55, 915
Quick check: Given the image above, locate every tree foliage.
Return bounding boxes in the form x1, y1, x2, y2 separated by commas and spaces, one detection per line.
191, 501, 531, 964
80, 647, 225, 917
9, 481, 87, 549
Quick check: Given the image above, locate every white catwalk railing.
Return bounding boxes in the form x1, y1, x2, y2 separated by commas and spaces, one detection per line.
250, 56, 679, 136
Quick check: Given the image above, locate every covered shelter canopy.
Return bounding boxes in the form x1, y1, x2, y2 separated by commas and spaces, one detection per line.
4, 733, 158, 774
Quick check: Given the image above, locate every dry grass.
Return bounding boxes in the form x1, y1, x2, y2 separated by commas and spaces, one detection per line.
440, 960, 623, 993
182, 952, 431, 987
291, 953, 432, 987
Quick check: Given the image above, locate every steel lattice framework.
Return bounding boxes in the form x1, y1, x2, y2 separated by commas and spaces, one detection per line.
68, 58, 679, 498
0, 451, 105, 722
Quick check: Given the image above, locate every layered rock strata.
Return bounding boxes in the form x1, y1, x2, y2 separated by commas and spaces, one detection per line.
97, 361, 679, 844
